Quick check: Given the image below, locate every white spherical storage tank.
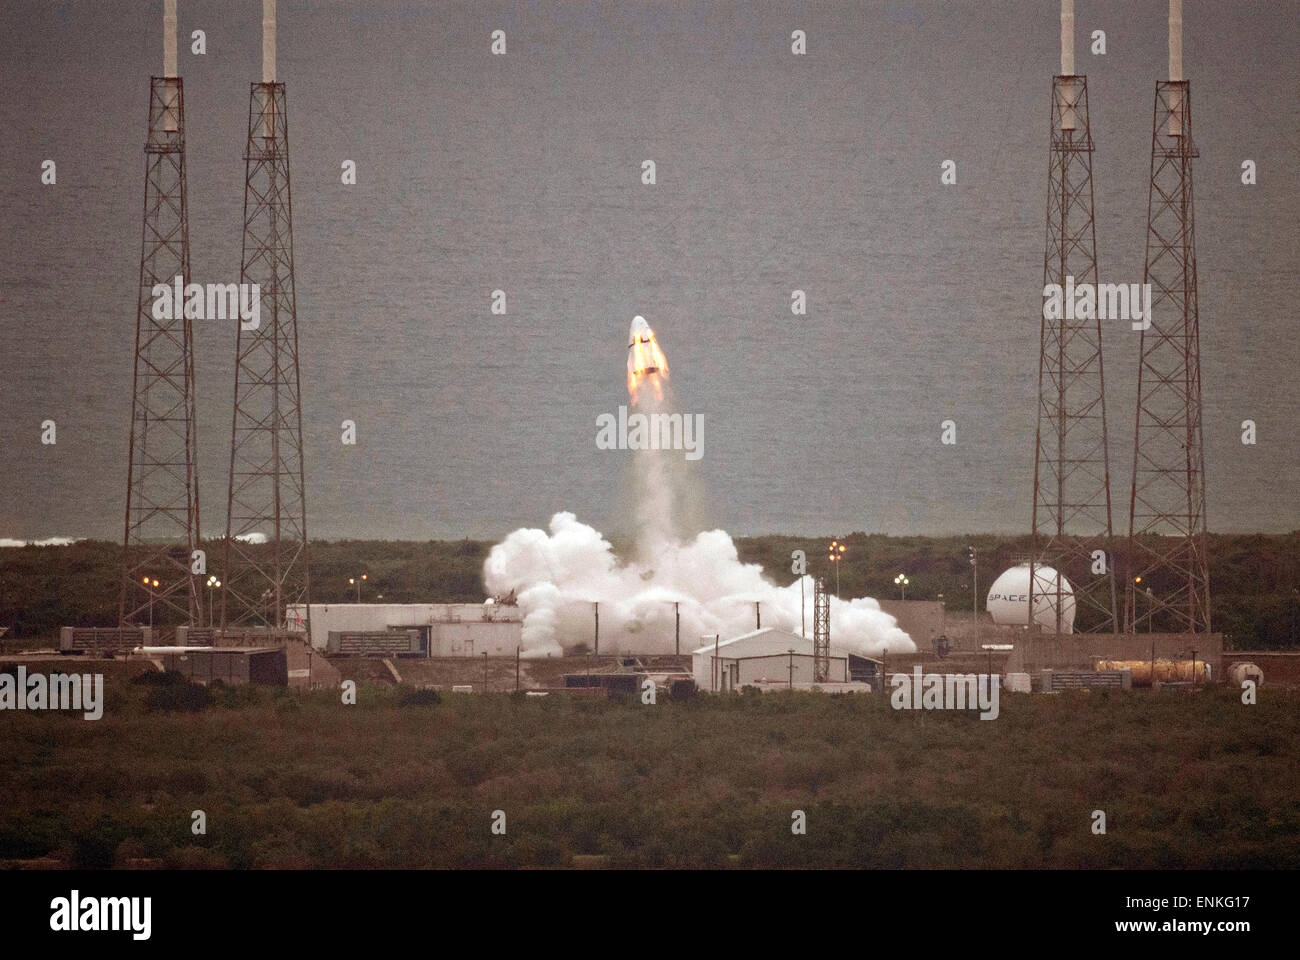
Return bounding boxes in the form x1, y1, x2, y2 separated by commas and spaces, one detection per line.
986, 563, 1076, 634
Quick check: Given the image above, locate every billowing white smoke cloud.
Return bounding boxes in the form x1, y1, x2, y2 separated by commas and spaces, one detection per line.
484, 512, 915, 659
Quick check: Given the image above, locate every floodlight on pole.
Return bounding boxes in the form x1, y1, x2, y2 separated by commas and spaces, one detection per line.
827, 540, 846, 598
206, 575, 222, 628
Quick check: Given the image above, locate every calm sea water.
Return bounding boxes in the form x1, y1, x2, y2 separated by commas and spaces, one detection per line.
1, 1, 1297, 542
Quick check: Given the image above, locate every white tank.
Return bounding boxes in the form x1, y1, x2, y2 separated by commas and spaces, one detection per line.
1228, 662, 1263, 688
986, 563, 1076, 634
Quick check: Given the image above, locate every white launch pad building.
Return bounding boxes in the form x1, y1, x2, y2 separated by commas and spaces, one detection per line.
287, 602, 521, 656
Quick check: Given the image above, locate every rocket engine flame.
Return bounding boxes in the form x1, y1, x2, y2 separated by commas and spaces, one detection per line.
627, 315, 669, 403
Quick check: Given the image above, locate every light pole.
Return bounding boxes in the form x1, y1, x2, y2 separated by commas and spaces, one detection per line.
349, 573, 367, 602
142, 576, 160, 628
1133, 576, 1155, 632
894, 573, 910, 600
968, 546, 978, 645
206, 576, 222, 628
828, 540, 846, 598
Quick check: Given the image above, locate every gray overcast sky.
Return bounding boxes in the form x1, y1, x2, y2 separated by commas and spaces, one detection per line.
1, 1, 1297, 541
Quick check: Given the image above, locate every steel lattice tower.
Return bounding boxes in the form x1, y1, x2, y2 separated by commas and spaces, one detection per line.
812, 577, 830, 682
120, 66, 202, 632
1124, 77, 1209, 635
220, 76, 311, 630
1029, 70, 1119, 635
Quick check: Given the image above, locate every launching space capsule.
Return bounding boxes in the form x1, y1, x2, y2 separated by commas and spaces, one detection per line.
627, 315, 669, 398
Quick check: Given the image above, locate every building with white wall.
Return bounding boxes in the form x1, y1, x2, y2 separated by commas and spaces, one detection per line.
286, 602, 521, 656
692, 628, 878, 692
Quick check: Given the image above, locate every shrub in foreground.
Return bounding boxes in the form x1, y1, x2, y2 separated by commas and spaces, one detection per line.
130, 669, 191, 687
398, 687, 442, 707
146, 681, 213, 713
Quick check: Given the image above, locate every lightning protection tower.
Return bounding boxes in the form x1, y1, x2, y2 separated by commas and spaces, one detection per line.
221, 0, 311, 630
120, 0, 202, 633
1030, 0, 1119, 635
1124, 0, 1210, 634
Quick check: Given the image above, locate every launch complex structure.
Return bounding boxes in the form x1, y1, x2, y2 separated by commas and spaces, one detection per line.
119, 0, 201, 630
1030, 0, 1118, 636
112, 1, 1214, 651
118, 0, 311, 639
219, 0, 312, 632
1030, 0, 1211, 640
1124, 0, 1211, 637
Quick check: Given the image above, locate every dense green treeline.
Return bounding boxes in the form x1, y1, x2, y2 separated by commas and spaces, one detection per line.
2, 532, 1298, 649
2, 682, 1297, 868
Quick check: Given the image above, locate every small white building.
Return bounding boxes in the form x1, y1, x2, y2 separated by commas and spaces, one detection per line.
286, 602, 522, 656
692, 628, 878, 693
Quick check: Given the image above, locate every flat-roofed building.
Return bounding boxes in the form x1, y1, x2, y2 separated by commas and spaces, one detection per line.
286, 602, 522, 657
